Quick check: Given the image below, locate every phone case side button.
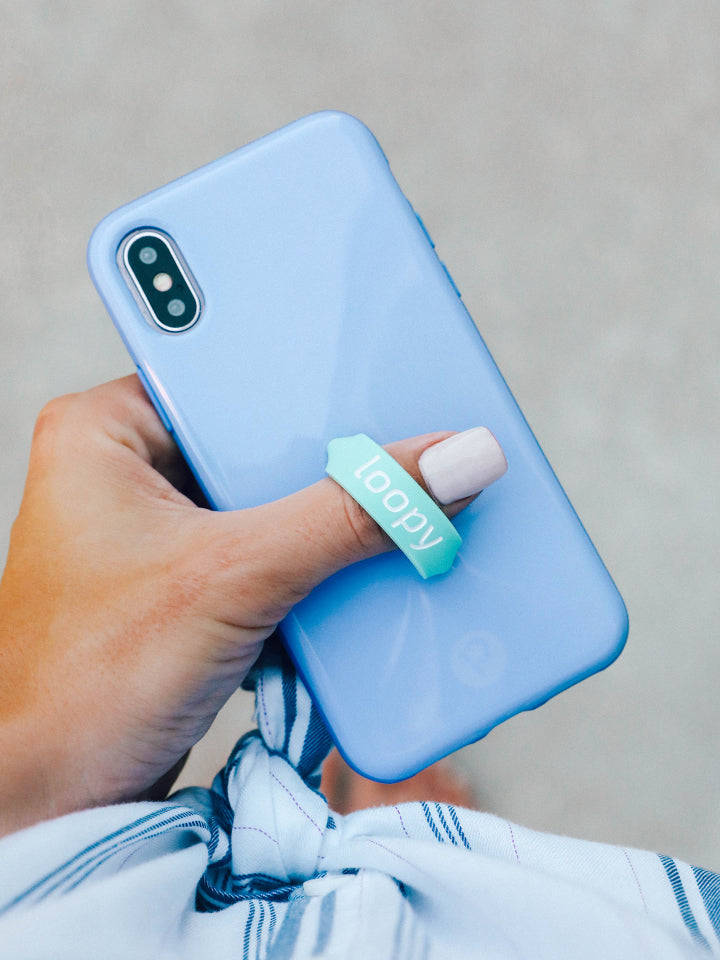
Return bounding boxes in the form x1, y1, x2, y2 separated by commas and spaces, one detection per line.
440, 260, 462, 297
414, 211, 435, 248
135, 366, 174, 434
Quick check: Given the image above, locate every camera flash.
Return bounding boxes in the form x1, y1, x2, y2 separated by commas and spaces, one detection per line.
152, 272, 173, 292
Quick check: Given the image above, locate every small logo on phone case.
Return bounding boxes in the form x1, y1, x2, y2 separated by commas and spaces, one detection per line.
451, 632, 506, 688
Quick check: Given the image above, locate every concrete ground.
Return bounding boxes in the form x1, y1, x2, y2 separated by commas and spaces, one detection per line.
2, 1, 720, 869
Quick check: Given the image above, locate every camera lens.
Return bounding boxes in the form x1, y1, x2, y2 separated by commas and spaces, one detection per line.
138, 246, 158, 265
152, 272, 173, 292
167, 299, 186, 317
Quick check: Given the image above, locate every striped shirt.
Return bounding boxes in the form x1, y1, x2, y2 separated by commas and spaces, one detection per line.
0, 643, 716, 958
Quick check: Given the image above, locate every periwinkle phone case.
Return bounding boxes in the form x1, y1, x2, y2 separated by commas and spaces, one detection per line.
88, 111, 628, 782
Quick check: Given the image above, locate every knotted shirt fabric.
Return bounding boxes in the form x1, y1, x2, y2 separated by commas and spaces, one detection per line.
0, 646, 718, 958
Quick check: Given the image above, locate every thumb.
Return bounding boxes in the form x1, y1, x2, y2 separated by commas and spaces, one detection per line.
208, 428, 506, 622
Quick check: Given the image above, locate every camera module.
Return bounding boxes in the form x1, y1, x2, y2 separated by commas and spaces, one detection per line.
119, 230, 202, 332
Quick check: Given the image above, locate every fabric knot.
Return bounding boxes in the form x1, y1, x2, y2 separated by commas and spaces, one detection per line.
198, 640, 337, 904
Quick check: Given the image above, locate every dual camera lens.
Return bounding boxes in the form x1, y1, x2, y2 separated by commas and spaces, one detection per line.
120, 230, 201, 332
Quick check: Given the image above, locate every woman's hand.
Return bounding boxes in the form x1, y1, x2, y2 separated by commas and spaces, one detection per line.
0, 376, 477, 836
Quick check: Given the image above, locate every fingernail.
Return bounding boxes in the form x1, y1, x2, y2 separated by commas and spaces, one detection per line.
418, 427, 508, 505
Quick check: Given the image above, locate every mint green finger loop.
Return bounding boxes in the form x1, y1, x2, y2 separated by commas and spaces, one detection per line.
326, 434, 462, 579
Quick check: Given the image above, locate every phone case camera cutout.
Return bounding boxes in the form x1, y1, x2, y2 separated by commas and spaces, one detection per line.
118, 230, 202, 333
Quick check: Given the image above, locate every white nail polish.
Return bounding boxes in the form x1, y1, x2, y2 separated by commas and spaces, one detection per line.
418, 427, 508, 505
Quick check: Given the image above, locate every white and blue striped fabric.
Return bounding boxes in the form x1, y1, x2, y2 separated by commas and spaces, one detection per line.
1, 642, 719, 958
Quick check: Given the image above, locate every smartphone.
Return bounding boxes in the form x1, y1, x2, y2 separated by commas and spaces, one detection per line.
88, 111, 628, 782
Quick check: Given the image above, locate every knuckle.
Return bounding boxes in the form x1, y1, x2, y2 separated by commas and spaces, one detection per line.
32, 394, 77, 446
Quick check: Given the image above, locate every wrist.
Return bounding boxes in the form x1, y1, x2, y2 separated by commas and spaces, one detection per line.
0, 715, 57, 838
0, 674, 92, 837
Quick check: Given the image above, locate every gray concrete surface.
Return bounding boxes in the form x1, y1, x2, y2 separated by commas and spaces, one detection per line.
2, 1, 720, 868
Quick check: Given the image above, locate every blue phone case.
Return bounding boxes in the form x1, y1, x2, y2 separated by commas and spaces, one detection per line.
88, 111, 628, 782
